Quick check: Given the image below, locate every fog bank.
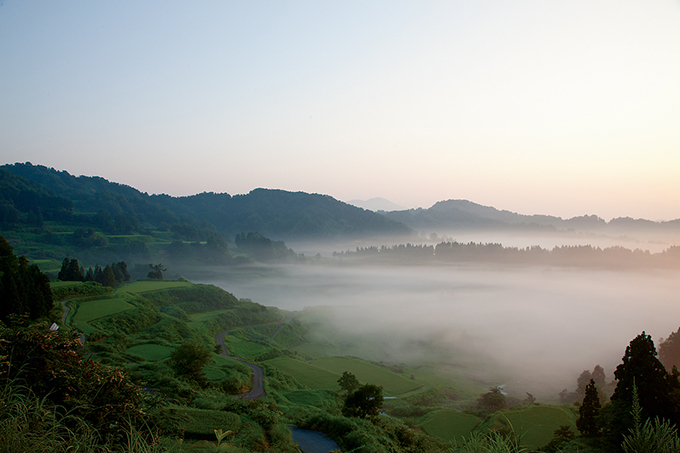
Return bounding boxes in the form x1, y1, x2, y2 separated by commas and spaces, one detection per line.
198, 263, 680, 397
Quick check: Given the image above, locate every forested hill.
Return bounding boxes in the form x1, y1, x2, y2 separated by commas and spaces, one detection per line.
1, 163, 411, 240
383, 199, 680, 233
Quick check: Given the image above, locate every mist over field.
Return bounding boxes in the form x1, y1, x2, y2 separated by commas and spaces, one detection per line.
198, 258, 680, 399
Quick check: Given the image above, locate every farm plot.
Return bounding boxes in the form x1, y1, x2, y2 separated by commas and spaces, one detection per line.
265, 356, 341, 391
118, 280, 191, 295
126, 344, 174, 362
485, 405, 577, 450
73, 296, 133, 334
418, 410, 481, 442
311, 356, 422, 396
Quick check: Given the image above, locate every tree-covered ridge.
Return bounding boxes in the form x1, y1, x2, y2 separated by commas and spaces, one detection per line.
333, 241, 680, 268
384, 198, 680, 233
0, 168, 73, 225
2, 163, 412, 240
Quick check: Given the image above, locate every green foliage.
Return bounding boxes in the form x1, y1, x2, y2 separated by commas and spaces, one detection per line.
338, 371, 361, 394
622, 384, 680, 453
0, 320, 151, 444
51, 280, 112, 301
141, 284, 238, 314
147, 263, 166, 280
608, 332, 680, 444
577, 379, 602, 437
453, 430, 527, 453
0, 235, 54, 324
342, 383, 383, 418
475, 387, 507, 417
170, 341, 212, 386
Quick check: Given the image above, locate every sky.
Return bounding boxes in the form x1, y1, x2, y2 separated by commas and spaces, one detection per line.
1, 0, 679, 221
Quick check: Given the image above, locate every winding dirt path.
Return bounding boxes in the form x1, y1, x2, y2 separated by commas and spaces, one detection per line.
60, 300, 86, 346
215, 312, 299, 400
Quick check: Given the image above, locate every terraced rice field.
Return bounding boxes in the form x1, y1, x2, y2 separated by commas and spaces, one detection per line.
311, 356, 422, 396
72, 296, 133, 334
419, 410, 482, 442
118, 280, 192, 294
126, 344, 174, 361
488, 405, 577, 450
265, 356, 341, 391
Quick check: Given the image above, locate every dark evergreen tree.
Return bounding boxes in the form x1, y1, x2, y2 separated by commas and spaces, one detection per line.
0, 235, 53, 324
57, 258, 70, 281
660, 327, 680, 372
102, 265, 117, 288
591, 364, 606, 387
577, 379, 601, 437
606, 332, 680, 445
94, 265, 104, 284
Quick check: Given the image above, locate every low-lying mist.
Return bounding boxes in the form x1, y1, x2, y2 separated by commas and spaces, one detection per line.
196, 259, 680, 399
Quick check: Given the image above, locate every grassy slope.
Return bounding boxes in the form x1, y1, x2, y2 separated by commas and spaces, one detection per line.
311, 356, 422, 396
418, 410, 482, 442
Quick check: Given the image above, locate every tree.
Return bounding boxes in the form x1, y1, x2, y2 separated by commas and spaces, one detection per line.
605, 332, 680, 445
170, 341, 212, 386
338, 371, 360, 394
147, 263, 166, 280
577, 379, 601, 437
102, 264, 117, 287
475, 387, 507, 416
659, 327, 680, 372
342, 383, 383, 418
0, 235, 53, 324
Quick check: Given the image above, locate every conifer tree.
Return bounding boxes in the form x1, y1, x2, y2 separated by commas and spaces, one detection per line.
577, 379, 601, 437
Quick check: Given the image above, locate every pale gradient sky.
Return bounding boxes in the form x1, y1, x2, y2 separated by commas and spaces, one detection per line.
1, 1, 679, 220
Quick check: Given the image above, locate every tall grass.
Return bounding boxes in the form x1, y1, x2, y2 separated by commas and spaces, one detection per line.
0, 379, 164, 453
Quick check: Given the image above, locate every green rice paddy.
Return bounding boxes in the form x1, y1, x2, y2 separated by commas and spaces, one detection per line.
418, 410, 482, 442
72, 296, 133, 334
118, 280, 192, 294
265, 356, 341, 391
311, 356, 422, 396
487, 405, 577, 450
126, 344, 174, 362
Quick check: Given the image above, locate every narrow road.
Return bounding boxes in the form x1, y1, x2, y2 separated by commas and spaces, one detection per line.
60, 300, 86, 346
215, 312, 299, 400
215, 330, 266, 400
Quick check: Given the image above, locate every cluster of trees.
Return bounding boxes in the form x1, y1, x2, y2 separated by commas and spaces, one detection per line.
570, 332, 680, 448
235, 232, 296, 262
333, 241, 680, 268
0, 236, 53, 325
58, 257, 130, 287
337, 371, 384, 419
559, 364, 612, 404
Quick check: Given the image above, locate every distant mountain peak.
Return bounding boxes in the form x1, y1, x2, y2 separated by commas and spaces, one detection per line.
347, 197, 405, 212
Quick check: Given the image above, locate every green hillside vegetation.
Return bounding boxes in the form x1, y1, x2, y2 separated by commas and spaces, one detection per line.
5, 235, 680, 451
419, 410, 482, 441
311, 356, 423, 396
1, 163, 412, 265
477, 405, 578, 450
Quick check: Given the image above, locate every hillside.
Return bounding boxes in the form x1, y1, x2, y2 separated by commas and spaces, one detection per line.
1, 163, 411, 241
383, 198, 680, 234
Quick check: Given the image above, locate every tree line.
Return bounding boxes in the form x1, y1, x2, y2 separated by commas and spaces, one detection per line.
332, 241, 680, 268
